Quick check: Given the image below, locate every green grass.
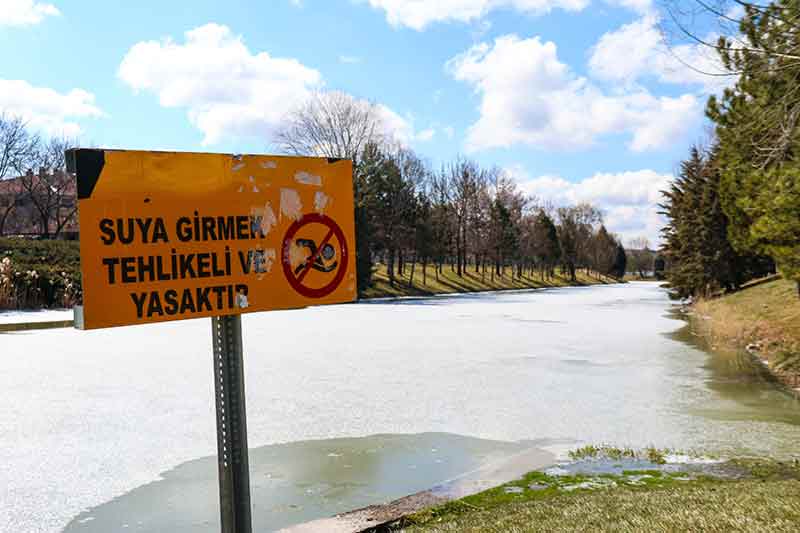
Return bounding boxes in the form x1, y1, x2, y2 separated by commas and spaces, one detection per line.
382, 459, 800, 533
363, 263, 620, 299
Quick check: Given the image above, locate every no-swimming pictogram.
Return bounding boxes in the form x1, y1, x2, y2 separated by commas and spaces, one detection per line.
282, 213, 348, 298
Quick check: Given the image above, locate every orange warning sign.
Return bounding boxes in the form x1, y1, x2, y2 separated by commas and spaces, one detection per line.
68, 149, 356, 330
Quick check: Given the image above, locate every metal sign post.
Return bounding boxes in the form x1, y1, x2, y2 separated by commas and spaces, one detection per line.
211, 315, 252, 533
69, 149, 357, 532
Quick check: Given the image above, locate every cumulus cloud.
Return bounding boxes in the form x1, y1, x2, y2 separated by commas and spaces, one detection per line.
589, 15, 734, 94
604, 0, 653, 15
511, 166, 671, 244
376, 104, 437, 144
0, 0, 59, 26
365, 0, 588, 30
119, 23, 323, 145
0, 79, 103, 136
119, 24, 420, 147
447, 34, 700, 152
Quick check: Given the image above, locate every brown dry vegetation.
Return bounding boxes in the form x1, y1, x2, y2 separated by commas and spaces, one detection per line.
691, 279, 800, 390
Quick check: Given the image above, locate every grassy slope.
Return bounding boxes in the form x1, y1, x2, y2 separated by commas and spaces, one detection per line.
692, 279, 800, 379
363, 264, 620, 299
390, 460, 800, 533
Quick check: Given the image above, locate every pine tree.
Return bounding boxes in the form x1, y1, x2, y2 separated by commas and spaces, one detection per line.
661, 146, 773, 299
707, 0, 800, 296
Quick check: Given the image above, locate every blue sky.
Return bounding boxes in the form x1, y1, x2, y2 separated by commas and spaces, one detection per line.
0, 0, 732, 244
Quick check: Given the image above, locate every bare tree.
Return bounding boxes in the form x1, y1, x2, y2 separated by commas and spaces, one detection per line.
0, 114, 39, 235
274, 91, 389, 162
18, 136, 77, 238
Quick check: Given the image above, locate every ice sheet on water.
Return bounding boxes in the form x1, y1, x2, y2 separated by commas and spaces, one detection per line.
3, 283, 800, 533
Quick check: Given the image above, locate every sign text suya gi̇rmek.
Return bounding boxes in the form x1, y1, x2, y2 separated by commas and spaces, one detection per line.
68, 149, 356, 330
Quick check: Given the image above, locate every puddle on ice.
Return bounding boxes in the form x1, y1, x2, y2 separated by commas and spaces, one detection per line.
63, 433, 548, 533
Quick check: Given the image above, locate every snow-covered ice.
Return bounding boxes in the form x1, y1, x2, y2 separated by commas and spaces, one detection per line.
2, 283, 799, 533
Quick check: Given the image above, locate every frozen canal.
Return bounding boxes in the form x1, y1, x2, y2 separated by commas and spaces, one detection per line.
3, 282, 800, 532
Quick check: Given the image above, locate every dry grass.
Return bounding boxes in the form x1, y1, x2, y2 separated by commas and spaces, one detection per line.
692, 279, 800, 378
363, 263, 619, 299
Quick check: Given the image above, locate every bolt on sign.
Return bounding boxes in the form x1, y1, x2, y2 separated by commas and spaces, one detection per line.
68, 149, 357, 330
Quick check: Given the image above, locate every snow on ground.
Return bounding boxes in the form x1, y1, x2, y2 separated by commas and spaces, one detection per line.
0, 308, 73, 324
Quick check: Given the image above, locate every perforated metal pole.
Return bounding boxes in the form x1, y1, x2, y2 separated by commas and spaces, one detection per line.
211, 315, 252, 533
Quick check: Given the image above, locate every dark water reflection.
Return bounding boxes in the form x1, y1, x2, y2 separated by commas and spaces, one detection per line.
668, 312, 800, 426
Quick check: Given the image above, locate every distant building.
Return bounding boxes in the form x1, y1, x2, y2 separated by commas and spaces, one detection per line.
0, 168, 79, 239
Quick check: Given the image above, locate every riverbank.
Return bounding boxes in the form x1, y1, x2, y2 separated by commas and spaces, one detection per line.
373, 452, 800, 532
363, 264, 620, 299
690, 279, 800, 393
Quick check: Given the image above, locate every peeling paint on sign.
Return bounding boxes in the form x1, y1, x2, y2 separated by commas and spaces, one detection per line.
314, 191, 330, 213
236, 290, 249, 308
286, 240, 308, 269
261, 161, 277, 169
295, 171, 322, 186
250, 202, 278, 237
280, 188, 303, 221
262, 248, 276, 273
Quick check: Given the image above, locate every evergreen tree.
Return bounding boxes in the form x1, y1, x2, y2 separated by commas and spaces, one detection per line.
660, 146, 773, 299
707, 0, 800, 296
611, 244, 627, 279
531, 210, 560, 279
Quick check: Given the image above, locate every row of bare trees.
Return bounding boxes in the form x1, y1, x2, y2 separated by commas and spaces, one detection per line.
0, 114, 77, 239
275, 92, 628, 293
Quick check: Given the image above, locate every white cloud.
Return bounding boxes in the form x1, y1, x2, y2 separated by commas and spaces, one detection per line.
448, 34, 700, 152
0, 0, 59, 26
589, 15, 734, 94
120, 24, 419, 147
0, 79, 103, 137
604, 0, 653, 15
510, 165, 671, 244
376, 105, 436, 144
118, 23, 323, 145
365, 0, 588, 30
443, 125, 455, 139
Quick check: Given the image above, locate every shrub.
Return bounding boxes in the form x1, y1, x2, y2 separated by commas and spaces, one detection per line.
0, 238, 81, 309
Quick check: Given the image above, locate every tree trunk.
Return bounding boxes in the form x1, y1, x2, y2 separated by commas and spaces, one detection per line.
387, 248, 395, 287
398, 250, 404, 277
409, 255, 416, 286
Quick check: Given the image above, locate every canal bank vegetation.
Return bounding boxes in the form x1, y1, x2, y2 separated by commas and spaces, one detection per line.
376, 454, 800, 533
692, 279, 800, 390
658, 0, 800, 392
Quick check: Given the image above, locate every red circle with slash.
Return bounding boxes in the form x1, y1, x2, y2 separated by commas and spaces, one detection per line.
282, 213, 348, 298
